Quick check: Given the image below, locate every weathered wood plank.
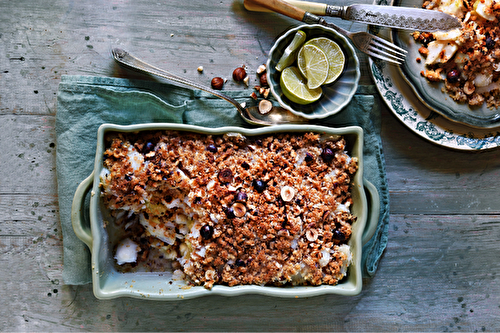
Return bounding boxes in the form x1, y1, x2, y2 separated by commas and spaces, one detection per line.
0, 115, 57, 194
1, 0, 499, 331
1, 214, 499, 331
0, 0, 371, 118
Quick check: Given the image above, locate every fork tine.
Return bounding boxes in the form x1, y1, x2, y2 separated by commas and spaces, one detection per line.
372, 35, 408, 53
366, 48, 404, 65
370, 37, 408, 57
367, 45, 406, 64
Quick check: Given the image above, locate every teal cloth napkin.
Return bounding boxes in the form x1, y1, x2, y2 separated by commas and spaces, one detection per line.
56, 75, 389, 285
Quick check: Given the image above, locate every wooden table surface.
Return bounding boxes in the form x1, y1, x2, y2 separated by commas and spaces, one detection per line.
1, 0, 500, 331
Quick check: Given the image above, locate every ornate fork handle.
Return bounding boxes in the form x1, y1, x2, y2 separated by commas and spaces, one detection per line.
112, 48, 248, 115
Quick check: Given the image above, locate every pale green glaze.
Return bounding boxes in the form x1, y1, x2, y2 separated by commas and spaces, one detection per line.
72, 123, 378, 300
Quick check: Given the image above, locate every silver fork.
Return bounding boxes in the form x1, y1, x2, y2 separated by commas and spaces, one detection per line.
309, 15, 407, 65
248, 0, 407, 64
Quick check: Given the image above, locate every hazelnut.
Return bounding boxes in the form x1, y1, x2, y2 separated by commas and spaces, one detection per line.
464, 80, 475, 95
211, 77, 224, 90
263, 88, 270, 99
233, 67, 247, 82
197, 66, 204, 73
205, 269, 216, 280
250, 92, 258, 100
259, 74, 268, 87
280, 185, 295, 202
218, 168, 233, 183
258, 99, 273, 115
306, 229, 319, 242
232, 202, 247, 217
243, 76, 250, 86
256, 64, 266, 75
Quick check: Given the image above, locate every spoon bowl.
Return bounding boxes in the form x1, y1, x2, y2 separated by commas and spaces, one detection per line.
112, 48, 307, 126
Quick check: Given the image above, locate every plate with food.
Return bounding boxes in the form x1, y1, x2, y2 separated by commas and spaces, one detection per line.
72, 123, 379, 300
370, 0, 500, 150
392, 0, 500, 128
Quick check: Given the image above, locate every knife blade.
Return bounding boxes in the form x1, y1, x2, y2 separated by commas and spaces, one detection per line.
244, 0, 462, 32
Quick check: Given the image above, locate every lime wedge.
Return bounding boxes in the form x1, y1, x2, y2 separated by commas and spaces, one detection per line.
275, 30, 307, 72
297, 44, 329, 89
280, 66, 322, 105
305, 37, 345, 84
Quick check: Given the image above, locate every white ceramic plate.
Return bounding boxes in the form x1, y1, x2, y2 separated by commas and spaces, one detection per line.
369, 0, 500, 151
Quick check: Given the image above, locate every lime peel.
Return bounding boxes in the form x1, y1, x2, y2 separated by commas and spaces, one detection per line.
275, 30, 307, 72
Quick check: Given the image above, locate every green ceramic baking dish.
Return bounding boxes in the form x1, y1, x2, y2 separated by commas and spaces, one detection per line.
72, 123, 379, 300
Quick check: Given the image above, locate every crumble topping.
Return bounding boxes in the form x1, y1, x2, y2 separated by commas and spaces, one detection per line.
100, 131, 358, 289
414, 0, 500, 108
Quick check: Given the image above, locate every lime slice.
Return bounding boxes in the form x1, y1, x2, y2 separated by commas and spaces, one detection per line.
275, 30, 307, 72
306, 37, 345, 84
297, 44, 329, 89
280, 66, 322, 105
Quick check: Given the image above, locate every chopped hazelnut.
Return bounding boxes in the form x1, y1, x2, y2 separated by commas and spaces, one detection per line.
232, 202, 246, 217
464, 80, 475, 95
205, 269, 216, 280
258, 99, 273, 115
218, 168, 233, 183
418, 46, 429, 56
256, 64, 266, 75
259, 74, 268, 87
197, 66, 204, 73
280, 185, 295, 202
263, 88, 270, 99
306, 229, 319, 242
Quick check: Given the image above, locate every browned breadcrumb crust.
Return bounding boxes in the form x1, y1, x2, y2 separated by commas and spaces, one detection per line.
100, 131, 358, 289
414, 0, 500, 108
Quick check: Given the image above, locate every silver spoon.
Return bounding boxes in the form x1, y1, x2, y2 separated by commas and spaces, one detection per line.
111, 48, 307, 126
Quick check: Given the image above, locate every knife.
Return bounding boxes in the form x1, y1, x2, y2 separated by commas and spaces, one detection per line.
244, 0, 462, 32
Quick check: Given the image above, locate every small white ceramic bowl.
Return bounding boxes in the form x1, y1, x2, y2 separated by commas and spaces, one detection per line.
267, 24, 360, 119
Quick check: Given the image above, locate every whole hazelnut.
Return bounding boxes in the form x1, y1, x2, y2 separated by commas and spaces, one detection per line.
233, 67, 247, 82
259, 73, 268, 87
211, 77, 224, 90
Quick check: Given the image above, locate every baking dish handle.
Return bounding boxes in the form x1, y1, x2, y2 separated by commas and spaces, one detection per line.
71, 172, 94, 250
362, 179, 380, 246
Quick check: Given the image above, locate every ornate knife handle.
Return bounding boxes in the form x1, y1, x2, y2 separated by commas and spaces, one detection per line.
324, 5, 347, 18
